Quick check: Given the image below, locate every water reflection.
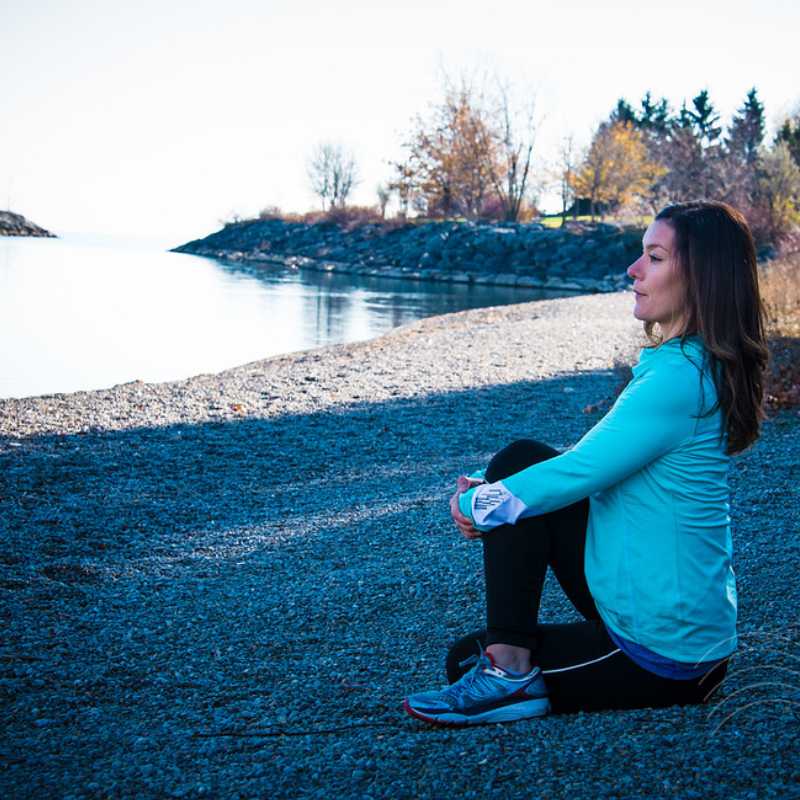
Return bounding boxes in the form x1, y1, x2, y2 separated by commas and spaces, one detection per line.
216, 257, 567, 340
0, 235, 574, 399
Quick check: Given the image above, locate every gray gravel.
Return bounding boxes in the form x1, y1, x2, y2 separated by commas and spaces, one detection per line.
1, 291, 798, 800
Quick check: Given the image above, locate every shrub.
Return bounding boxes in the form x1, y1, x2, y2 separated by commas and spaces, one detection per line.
760, 252, 800, 409
319, 205, 384, 232
761, 252, 800, 335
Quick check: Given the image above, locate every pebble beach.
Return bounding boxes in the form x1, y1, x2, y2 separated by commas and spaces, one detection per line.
1, 291, 798, 800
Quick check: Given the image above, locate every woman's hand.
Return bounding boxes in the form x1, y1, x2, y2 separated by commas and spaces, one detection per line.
450, 476, 485, 540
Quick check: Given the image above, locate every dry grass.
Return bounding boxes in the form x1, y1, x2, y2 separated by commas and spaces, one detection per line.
258, 205, 399, 231
760, 252, 800, 409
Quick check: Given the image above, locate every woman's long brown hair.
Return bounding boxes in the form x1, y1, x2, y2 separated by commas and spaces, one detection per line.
650, 200, 768, 455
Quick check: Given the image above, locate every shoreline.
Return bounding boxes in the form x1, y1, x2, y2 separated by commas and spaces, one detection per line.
1, 291, 797, 799
191, 248, 626, 295
1, 292, 641, 438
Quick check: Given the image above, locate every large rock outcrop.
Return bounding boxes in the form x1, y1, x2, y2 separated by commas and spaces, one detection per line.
0, 211, 55, 237
174, 217, 643, 294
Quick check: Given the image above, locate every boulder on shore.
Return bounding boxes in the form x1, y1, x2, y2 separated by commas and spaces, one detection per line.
0, 210, 56, 237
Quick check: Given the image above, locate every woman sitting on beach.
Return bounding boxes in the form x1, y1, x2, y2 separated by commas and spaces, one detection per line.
404, 200, 768, 725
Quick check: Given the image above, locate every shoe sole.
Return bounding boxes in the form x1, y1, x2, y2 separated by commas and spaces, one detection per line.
404, 696, 551, 726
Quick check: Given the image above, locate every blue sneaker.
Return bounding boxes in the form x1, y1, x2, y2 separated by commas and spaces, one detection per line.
404, 652, 551, 725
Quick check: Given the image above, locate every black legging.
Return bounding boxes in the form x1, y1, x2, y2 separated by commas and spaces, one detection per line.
446, 439, 728, 715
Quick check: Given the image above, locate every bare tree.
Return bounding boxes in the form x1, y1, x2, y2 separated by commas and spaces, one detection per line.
307, 142, 360, 210
307, 143, 332, 210
482, 79, 540, 222
387, 159, 415, 219
376, 184, 391, 218
556, 136, 577, 225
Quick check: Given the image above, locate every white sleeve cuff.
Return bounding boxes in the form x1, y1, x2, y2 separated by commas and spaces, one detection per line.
471, 481, 529, 529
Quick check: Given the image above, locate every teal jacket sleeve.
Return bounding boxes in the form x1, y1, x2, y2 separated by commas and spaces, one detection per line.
458, 346, 715, 531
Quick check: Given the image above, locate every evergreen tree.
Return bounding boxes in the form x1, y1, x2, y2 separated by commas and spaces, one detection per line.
610, 98, 638, 125
638, 92, 672, 135
688, 90, 723, 148
660, 123, 707, 200
676, 101, 695, 132
716, 89, 767, 210
775, 117, 800, 168
660, 91, 724, 200
727, 88, 766, 166
631, 92, 674, 206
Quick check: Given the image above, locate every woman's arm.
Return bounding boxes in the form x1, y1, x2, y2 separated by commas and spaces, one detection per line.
458, 355, 712, 531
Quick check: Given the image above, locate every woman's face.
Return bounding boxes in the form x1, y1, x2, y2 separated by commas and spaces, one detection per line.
627, 219, 686, 341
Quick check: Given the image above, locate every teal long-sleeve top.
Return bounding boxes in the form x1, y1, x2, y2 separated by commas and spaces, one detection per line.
458, 337, 737, 664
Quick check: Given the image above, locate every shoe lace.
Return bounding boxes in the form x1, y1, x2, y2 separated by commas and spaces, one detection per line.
447, 649, 502, 702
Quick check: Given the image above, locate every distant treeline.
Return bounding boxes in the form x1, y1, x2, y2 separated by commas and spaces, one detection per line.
299, 76, 800, 252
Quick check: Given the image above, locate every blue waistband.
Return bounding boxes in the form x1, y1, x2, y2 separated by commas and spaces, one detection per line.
607, 627, 725, 680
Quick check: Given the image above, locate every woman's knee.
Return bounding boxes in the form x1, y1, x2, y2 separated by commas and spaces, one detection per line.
485, 439, 560, 483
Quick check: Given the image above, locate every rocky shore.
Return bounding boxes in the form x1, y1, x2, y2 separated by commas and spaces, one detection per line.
173, 217, 643, 295
0, 210, 55, 238
1, 292, 798, 800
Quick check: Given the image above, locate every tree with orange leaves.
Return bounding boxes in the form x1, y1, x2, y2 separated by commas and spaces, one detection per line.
399, 89, 497, 220
572, 121, 666, 220
394, 72, 540, 222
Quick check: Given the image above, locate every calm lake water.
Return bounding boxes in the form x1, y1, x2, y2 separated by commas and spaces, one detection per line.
0, 233, 572, 399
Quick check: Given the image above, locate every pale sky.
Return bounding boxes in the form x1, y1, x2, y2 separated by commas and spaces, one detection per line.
2, 0, 797, 245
